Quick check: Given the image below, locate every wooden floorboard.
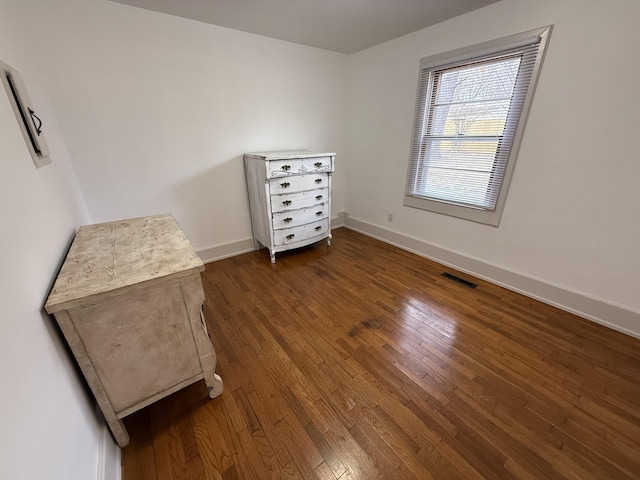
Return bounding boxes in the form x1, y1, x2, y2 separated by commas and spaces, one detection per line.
122, 227, 640, 479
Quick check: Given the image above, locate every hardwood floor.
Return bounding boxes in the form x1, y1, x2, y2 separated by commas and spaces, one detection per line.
122, 228, 640, 480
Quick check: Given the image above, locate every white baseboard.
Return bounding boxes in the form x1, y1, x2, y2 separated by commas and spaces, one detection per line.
197, 213, 348, 264
344, 214, 640, 340
198, 238, 256, 264
97, 423, 121, 480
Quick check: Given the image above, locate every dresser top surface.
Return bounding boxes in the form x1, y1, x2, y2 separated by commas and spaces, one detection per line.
45, 214, 204, 313
244, 150, 335, 161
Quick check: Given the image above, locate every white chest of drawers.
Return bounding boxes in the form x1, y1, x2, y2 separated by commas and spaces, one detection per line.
244, 151, 335, 263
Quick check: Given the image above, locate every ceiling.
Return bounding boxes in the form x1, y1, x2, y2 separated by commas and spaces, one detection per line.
108, 0, 500, 54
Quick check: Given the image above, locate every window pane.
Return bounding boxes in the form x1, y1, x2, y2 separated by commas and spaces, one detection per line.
417, 138, 500, 208
419, 168, 493, 208
434, 58, 521, 105
417, 56, 521, 209
430, 100, 511, 136
423, 138, 499, 172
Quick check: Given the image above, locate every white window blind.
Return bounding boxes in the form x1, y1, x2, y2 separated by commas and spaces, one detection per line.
405, 27, 552, 225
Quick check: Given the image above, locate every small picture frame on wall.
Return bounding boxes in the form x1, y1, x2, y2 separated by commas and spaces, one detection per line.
1, 59, 51, 168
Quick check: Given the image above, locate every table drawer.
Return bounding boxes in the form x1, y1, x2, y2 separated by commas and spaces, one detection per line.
274, 218, 329, 246
271, 188, 328, 212
268, 156, 334, 178
269, 173, 328, 195
272, 204, 328, 230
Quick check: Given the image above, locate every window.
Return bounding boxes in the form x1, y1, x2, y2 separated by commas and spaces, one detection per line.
405, 26, 552, 225
1, 59, 51, 168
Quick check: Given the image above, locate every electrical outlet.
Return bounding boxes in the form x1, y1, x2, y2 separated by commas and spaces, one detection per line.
387, 213, 393, 222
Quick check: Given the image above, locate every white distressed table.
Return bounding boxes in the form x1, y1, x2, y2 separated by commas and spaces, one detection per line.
45, 214, 223, 447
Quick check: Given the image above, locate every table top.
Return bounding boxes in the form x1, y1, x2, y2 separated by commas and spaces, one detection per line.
45, 214, 204, 313
244, 150, 335, 161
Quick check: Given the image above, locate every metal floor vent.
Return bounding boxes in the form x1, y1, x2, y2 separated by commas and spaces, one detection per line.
441, 272, 477, 289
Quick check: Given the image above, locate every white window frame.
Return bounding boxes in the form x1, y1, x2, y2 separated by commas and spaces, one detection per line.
404, 26, 552, 226
1, 59, 51, 168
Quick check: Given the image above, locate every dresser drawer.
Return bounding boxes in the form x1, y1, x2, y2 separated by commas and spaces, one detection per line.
268, 156, 334, 178
269, 173, 328, 195
272, 204, 328, 229
271, 188, 328, 212
274, 218, 329, 246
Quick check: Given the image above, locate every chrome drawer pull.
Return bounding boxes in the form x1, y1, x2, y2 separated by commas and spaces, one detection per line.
314, 162, 323, 168
282, 165, 291, 171
316, 211, 323, 216
286, 234, 295, 240
315, 178, 323, 184
284, 217, 293, 223
315, 226, 322, 231
280, 182, 290, 188
315, 195, 323, 200
282, 200, 292, 206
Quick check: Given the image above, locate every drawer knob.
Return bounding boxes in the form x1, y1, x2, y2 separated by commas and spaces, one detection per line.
282, 165, 291, 171
284, 217, 293, 223
286, 234, 295, 240
283, 200, 292, 206
280, 182, 290, 188
315, 226, 322, 231
315, 178, 323, 184
316, 211, 323, 216
315, 195, 323, 200
314, 162, 323, 168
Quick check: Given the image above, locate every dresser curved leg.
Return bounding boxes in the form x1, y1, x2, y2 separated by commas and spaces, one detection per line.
270, 251, 276, 263
327, 234, 332, 246
207, 373, 224, 399
181, 276, 225, 401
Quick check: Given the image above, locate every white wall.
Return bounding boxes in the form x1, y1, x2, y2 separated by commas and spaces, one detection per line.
19, 0, 348, 253
0, 3, 106, 479
346, 0, 640, 333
